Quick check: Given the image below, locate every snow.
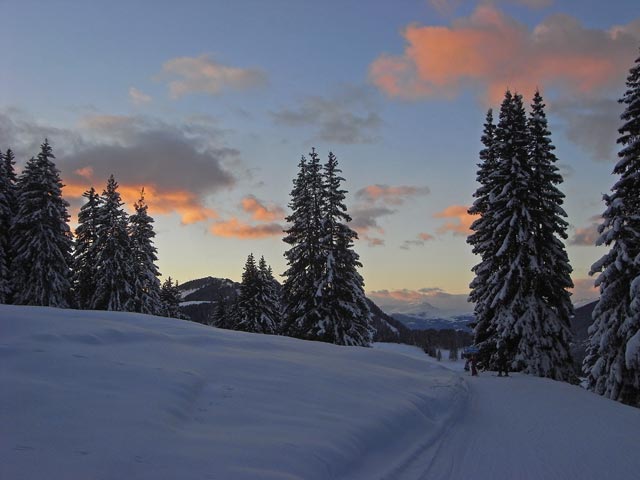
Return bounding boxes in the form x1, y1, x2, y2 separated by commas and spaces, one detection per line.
2, 305, 640, 480
179, 300, 214, 306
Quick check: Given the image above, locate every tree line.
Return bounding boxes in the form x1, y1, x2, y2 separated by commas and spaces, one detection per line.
468, 49, 640, 407
0, 142, 181, 317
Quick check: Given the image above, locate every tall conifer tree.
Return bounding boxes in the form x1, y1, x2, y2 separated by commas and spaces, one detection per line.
468, 109, 499, 353
129, 189, 163, 315
282, 149, 325, 338
318, 152, 372, 346
72, 187, 101, 309
0, 151, 12, 303
91, 175, 134, 311
11, 140, 73, 307
517, 90, 574, 380
585, 49, 640, 406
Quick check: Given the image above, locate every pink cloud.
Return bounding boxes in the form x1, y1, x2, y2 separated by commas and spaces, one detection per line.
240, 195, 285, 222
210, 218, 283, 239
355, 184, 430, 205
434, 205, 477, 236
370, 5, 639, 102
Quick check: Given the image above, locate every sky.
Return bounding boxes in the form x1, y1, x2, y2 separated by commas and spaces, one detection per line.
1, 0, 639, 310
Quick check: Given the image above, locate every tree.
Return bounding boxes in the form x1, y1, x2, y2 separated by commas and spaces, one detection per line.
468, 109, 499, 354
0, 150, 13, 303
317, 152, 372, 346
257, 256, 281, 333
467, 91, 575, 381
91, 175, 134, 311
449, 346, 459, 361
234, 254, 279, 334
160, 276, 183, 319
3, 149, 17, 215
128, 189, 163, 315
11, 140, 73, 307
517, 90, 574, 381
282, 149, 325, 338
585, 49, 640, 406
72, 187, 102, 309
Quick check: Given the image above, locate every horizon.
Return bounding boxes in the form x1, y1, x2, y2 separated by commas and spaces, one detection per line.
3, 0, 639, 311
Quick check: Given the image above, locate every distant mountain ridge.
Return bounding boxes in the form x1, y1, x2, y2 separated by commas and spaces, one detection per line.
177, 276, 412, 343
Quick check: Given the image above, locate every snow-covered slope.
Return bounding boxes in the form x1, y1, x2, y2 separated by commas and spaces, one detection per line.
2, 305, 639, 479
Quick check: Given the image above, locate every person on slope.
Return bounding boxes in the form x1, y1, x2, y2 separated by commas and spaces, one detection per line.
495, 339, 509, 377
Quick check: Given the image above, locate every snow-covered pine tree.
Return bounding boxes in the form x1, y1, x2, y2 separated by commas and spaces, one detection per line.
90, 175, 135, 311
282, 149, 326, 339
0, 151, 12, 303
517, 90, 575, 381
210, 299, 228, 327
476, 92, 536, 371
318, 152, 372, 346
234, 253, 279, 334
128, 188, 163, 315
11, 140, 73, 307
585, 49, 640, 406
257, 256, 281, 333
468, 109, 499, 357
160, 276, 183, 319
72, 187, 101, 309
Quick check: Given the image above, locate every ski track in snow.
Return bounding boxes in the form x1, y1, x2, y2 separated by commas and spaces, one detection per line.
1, 307, 640, 480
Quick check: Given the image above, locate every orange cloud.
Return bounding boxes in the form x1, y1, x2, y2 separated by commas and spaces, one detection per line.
418, 232, 435, 241
434, 205, 478, 236
210, 218, 283, 239
63, 180, 218, 225
356, 184, 430, 205
241, 195, 284, 222
370, 5, 639, 102
571, 278, 599, 302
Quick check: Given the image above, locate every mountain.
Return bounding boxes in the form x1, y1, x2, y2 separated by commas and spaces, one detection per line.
570, 300, 598, 369
177, 276, 412, 343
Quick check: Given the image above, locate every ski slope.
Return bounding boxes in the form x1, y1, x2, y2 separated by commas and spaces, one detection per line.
1, 305, 639, 480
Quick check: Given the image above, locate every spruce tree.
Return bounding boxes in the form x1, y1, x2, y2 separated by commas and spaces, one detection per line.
257, 256, 281, 333
518, 90, 574, 381
72, 187, 101, 309
128, 189, 163, 315
468, 92, 575, 381
468, 109, 499, 354
160, 276, 183, 319
318, 152, 372, 346
11, 140, 73, 307
0, 151, 12, 303
282, 149, 325, 339
585, 49, 640, 406
234, 253, 278, 334
91, 175, 134, 311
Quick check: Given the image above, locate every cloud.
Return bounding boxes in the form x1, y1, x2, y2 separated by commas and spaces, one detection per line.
241, 195, 284, 222
434, 205, 477, 235
0, 109, 239, 225
271, 85, 382, 144
400, 232, 435, 250
210, 218, 283, 239
570, 216, 601, 246
129, 87, 152, 106
355, 184, 430, 205
160, 54, 267, 98
571, 278, 599, 303
551, 98, 620, 162
370, 5, 640, 102
349, 206, 394, 247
